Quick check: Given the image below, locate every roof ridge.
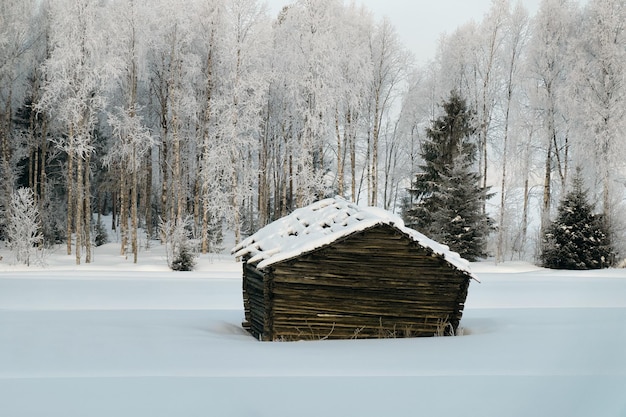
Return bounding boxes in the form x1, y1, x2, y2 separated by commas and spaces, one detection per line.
232, 196, 475, 278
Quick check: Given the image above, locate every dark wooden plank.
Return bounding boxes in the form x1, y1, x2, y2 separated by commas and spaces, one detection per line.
241, 224, 472, 341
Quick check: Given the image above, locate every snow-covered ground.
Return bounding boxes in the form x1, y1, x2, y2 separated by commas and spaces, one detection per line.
1, 242, 625, 417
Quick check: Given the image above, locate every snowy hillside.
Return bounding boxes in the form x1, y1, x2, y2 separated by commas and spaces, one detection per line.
1, 243, 625, 417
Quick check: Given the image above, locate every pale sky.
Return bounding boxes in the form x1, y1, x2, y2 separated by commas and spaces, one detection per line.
263, 0, 555, 65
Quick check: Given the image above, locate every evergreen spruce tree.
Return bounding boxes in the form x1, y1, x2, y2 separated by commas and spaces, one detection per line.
540, 169, 613, 270
403, 91, 493, 261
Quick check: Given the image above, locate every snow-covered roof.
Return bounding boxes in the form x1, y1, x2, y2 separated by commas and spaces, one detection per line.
232, 196, 475, 278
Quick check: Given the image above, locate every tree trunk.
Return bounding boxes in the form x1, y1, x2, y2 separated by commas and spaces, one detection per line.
231, 38, 242, 243
66, 143, 74, 256
131, 148, 138, 263
383, 124, 399, 211
287, 153, 293, 213
350, 121, 356, 202
603, 161, 611, 232
200, 127, 210, 254
200, 38, 215, 253
520, 175, 530, 258
232, 161, 241, 246
371, 93, 380, 206
85, 152, 92, 263
172, 109, 183, 223
111, 190, 117, 232
201, 185, 210, 254
160, 102, 169, 240
39, 117, 48, 209
335, 111, 344, 196
120, 170, 128, 257
496, 135, 508, 264
193, 177, 200, 239
75, 151, 83, 265
144, 148, 153, 239
258, 117, 269, 227
540, 87, 558, 242
541, 137, 553, 237
1, 92, 13, 217
496, 62, 515, 264
29, 106, 37, 196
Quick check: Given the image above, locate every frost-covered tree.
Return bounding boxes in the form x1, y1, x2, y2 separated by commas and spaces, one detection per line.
190, 0, 269, 249
366, 17, 410, 206
432, 153, 494, 261
570, 0, 625, 232
215, 0, 269, 245
527, 0, 579, 235
7, 187, 43, 266
143, 0, 199, 231
106, 108, 154, 262
270, 0, 343, 208
332, 4, 374, 204
403, 91, 493, 261
1, 0, 624, 262
540, 169, 613, 270
495, 1, 531, 263
428, 1, 507, 194
36, 0, 112, 264
0, 0, 39, 238
159, 216, 196, 271
474, 0, 508, 192
104, 0, 154, 263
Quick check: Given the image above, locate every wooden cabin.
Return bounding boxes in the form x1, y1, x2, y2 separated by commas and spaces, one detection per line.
232, 196, 477, 341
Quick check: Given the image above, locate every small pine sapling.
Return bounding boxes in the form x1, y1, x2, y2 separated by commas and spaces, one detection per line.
94, 219, 109, 247
159, 216, 197, 271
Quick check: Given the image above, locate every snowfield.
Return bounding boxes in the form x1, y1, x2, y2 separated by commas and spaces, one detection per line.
1, 243, 625, 417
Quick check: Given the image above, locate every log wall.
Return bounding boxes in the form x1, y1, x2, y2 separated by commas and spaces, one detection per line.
242, 224, 472, 341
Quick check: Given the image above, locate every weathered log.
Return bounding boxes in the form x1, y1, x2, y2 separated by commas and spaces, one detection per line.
240, 223, 472, 341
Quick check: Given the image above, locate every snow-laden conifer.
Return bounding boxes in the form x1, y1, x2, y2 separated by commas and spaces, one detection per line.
403, 91, 493, 261
540, 169, 614, 270
159, 216, 196, 271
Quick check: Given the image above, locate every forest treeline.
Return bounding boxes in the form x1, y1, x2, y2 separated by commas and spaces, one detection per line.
0, 0, 624, 264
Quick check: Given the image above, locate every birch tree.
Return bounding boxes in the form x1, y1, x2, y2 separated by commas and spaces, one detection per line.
106, 109, 154, 262
435, 22, 481, 109
203, 0, 269, 246
571, 0, 625, 235
495, 1, 530, 263
366, 18, 410, 206
194, 0, 224, 253
0, 0, 38, 237
145, 0, 199, 233
104, 0, 156, 263
270, 0, 344, 209
475, 0, 508, 192
527, 0, 579, 237
37, 0, 111, 264
332, 3, 372, 203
